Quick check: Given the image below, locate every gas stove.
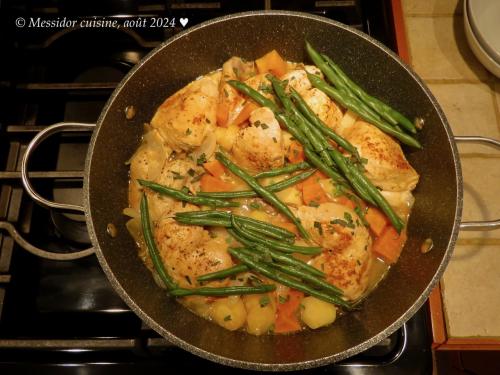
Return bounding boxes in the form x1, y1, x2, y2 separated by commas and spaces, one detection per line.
0, 1, 431, 373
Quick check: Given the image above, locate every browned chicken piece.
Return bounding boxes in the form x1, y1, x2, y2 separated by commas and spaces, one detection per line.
280, 66, 323, 96
301, 88, 343, 130
337, 120, 419, 192
154, 206, 233, 289
128, 128, 171, 212
296, 203, 372, 300
151, 72, 220, 152
217, 57, 256, 127
231, 107, 285, 173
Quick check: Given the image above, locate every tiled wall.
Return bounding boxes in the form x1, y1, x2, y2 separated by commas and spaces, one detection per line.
402, 0, 500, 337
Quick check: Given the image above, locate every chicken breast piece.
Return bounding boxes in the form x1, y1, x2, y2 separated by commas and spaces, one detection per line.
231, 107, 285, 173
128, 128, 172, 212
151, 72, 220, 152
296, 203, 372, 300
301, 88, 343, 130
155, 214, 233, 289
339, 120, 419, 192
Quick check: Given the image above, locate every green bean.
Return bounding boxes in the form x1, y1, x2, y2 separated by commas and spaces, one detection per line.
290, 88, 359, 157
266, 262, 343, 295
342, 154, 405, 232
198, 169, 315, 199
229, 248, 351, 309
254, 246, 325, 278
138, 180, 239, 208
302, 145, 348, 186
307, 73, 422, 149
227, 80, 312, 149
231, 216, 321, 255
169, 284, 276, 297
197, 264, 249, 282
254, 162, 310, 179
216, 152, 310, 240
140, 193, 177, 290
321, 53, 417, 134
268, 75, 334, 167
175, 211, 296, 239
174, 216, 231, 227
226, 231, 325, 279
227, 80, 280, 112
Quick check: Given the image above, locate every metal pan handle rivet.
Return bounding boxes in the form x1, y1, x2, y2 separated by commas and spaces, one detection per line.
125, 105, 136, 120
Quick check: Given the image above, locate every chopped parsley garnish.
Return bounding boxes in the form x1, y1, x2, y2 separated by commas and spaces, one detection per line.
254, 120, 261, 128
187, 168, 196, 177
344, 212, 355, 228
272, 137, 277, 143
232, 67, 239, 76
191, 172, 204, 183
205, 118, 211, 124
354, 206, 369, 226
249, 202, 262, 210
257, 82, 273, 94
313, 221, 323, 235
259, 295, 270, 307
224, 315, 232, 321
308, 200, 320, 207
278, 295, 289, 304
185, 275, 192, 285
196, 153, 207, 165
330, 218, 348, 227
209, 231, 218, 239
260, 123, 269, 130
180, 186, 190, 194
172, 171, 184, 180
185, 128, 192, 135
223, 88, 229, 98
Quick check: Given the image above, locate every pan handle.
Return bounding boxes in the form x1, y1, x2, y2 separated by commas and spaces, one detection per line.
21, 122, 96, 213
455, 136, 500, 230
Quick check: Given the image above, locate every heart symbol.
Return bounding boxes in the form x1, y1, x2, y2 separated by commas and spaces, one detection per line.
180, 18, 188, 27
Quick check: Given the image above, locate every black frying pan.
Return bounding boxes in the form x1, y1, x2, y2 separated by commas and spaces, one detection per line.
18, 11, 500, 371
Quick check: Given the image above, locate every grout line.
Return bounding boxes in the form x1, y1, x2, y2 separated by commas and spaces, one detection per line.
404, 14, 461, 18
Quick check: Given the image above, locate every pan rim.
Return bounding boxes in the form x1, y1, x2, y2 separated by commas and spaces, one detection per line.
83, 10, 462, 371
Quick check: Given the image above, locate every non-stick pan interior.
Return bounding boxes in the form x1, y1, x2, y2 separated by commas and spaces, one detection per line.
85, 11, 461, 370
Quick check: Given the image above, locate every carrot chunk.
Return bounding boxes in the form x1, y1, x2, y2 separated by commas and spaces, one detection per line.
199, 174, 233, 192
301, 180, 330, 206
333, 195, 357, 210
203, 160, 226, 178
255, 50, 288, 77
232, 101, 259, 126
286, 141, 305, 164
372, 226, 407, 265
365, 207, 389, 236
275, 289, 304, 334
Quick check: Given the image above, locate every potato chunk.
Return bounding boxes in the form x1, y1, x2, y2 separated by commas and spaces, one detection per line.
210, 296, 246, 331
300, 296, 336, 329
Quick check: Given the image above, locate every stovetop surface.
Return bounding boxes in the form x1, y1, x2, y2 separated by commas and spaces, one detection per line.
0, 1, 431, 373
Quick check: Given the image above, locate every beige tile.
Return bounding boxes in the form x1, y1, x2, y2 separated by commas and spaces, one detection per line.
406, 17, 488, 80
427, 83, 499, 138
402, 0, 463, 16
442, 245, 500, 337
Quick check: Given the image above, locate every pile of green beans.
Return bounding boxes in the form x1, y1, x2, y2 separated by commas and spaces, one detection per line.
215, 152, 310, 240
141, 194, 275, 297
305, 42, 421, 149
229, 248, 350, 309
138, 179, 239, 208
320, 53, 417, 134
175, 210, 296, 240
176, 211, 320, 254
